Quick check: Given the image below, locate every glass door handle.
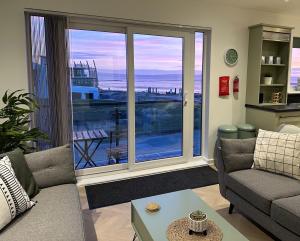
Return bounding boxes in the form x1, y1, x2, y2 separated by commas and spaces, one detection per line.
184, 93, 188, 107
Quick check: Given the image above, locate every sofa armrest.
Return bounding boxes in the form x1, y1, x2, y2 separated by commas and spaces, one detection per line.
25, 145, 76, 188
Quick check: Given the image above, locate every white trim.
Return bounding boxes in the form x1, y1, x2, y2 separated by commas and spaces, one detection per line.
130, 156, 185, 171
76, 158, 209, 186
201, 31, 211, 159
183, 31, 195, 162
127, 28, 136, 170
68, 20, 125, 33
75, 163, 127, 176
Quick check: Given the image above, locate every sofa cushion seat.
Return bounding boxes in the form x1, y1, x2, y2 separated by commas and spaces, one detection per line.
271, 195, 300, 236
225, 169, 300, 214
0, 184, 85, 241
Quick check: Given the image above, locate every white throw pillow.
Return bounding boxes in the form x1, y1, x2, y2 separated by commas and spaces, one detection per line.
254, 129, 300, 180
0, 156, 35, 230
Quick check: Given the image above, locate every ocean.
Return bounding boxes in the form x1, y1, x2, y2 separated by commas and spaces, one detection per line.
98, 72, 203, 93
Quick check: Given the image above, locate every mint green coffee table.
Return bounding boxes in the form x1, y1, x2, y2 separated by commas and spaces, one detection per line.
131, 189, 248, 241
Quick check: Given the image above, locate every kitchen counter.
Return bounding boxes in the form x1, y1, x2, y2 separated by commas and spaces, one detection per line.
245, 103, 300, 113
245, 103, 300, 131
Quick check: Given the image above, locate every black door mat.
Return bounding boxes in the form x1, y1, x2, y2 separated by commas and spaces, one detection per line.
86, 166, 218, 209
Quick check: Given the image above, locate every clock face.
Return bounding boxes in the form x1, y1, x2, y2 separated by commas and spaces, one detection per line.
225, 48, 238, 66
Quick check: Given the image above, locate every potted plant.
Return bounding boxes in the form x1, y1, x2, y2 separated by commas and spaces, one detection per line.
263, 73, 273, 85
0, 90, 48, 154
188, 210, 208, 235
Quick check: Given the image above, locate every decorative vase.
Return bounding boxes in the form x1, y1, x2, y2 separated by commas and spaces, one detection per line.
188, 210, 208, 235
264, 77, 273, 85
272, 92, 282, 104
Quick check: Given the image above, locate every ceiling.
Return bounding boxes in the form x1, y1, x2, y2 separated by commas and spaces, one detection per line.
208, 0, 300, 16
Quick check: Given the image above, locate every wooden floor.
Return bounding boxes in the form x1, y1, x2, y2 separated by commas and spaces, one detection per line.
78, 184, 274, 241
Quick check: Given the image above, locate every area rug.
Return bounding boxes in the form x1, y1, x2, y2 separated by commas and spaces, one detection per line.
86, 166, 218, 209
167, 218, 223, 241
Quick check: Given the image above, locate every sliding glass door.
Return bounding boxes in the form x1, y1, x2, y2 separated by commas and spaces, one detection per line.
69, 29, 128, 171
66, 19, 205, 174
133, 33, 183, 162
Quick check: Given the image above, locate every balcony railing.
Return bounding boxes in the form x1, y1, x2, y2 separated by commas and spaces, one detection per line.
37, 98, 202, 169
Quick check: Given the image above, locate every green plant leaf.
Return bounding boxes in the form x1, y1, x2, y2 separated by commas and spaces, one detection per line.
0, 90, 48, 153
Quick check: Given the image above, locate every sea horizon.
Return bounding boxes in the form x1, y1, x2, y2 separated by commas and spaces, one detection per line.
97, 70, 203, 93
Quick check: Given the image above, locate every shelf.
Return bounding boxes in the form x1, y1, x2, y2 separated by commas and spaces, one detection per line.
261, 63, 286, 67
260, 84, 286, 87
288, 91, 300, 95
259, 102, 286, 106
263, 38, 290, 43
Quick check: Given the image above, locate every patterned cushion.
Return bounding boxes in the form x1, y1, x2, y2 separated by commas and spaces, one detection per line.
0, 149, 39, 198
254, 129, 300, 180
0, 156, 35, 230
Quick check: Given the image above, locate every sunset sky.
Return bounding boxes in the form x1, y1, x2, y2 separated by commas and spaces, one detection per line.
292, 48, 300, 69
69, 29, 203, 73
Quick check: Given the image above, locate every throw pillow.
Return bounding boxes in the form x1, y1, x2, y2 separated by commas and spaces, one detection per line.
254, 129, 300, 180
0, 156, 35, 230
220, 138, 256, 173
0, 149, 39, 198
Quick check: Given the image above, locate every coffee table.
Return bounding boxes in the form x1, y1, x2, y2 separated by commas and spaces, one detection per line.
131, 189, 248, 241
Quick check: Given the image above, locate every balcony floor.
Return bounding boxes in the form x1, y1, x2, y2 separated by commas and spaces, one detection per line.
74, 131, 201, 169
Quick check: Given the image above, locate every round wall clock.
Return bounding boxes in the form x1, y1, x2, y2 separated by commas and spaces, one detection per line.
224, 48, 238, 66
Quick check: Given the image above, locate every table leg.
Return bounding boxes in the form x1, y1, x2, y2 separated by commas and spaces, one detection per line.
82, 140, 97, 168
87, 139, 103, 164
74, 137, 106, 169
74, 141, 86, 169
132, 233, 137, 241
74, 140, 95, 169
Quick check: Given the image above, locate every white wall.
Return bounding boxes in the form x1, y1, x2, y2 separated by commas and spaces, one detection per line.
1, 0, 300, 159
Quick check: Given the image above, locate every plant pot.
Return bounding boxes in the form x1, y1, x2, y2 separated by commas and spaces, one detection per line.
264, 77, 273, 85
188, 211, 208, 234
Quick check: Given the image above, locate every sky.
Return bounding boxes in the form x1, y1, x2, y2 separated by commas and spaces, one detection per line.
69, 29, 203, 73
292, 48, 300, 70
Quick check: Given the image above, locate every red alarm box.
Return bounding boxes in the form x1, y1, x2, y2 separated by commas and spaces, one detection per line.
219, 76, 230, 96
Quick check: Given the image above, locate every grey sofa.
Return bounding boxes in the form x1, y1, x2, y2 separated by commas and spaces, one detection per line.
0, 145, 86, 241
217, 125, 300, 241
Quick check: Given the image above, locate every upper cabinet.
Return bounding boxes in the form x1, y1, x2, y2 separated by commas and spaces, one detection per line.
246, 24, 293, 105
288, 37, 300, 94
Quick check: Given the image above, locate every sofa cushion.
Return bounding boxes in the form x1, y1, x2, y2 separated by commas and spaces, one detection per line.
271, 195, 300, 236
278, 124, 300, 134
220, 138, 256, 173
0, 156, 35, 230
254, 129, 300, 181
25, 145, 76, 188
0, 148, 39, 198
0, 184, 85, 241
225, 169, 300, 214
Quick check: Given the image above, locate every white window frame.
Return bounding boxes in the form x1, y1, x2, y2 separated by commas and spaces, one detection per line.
68, 17, 211, 176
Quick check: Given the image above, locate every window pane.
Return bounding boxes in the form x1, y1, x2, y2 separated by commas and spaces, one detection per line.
134, 34, 183, 162
30, 16, 52, 150
193, 32, 203, 156
291, 47, 300, 91
69, 30, 128, 169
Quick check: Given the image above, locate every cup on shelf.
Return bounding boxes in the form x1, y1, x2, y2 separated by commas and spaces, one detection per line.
261, 56, 266, 64
275, 57, 281, 65
268, 56, 274, 64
